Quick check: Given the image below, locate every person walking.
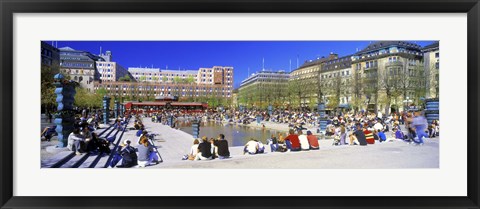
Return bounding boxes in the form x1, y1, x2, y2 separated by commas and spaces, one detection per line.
411, 111, 428, 145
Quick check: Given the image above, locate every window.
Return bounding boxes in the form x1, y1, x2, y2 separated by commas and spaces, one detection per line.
435, 62, 439, 69
435, 52, 439, 58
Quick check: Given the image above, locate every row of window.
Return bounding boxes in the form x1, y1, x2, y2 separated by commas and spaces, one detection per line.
321, 70, 351, 79
60, 62, 93, 68
41, 49, 53, 57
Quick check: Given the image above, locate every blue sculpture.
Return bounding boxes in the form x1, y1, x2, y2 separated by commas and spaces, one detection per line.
318, 103, 327, 133
53, 74, 76, 148
120, 104, 125, 117
103, 96, 111, 124
114, 99, 119, 119
192, 119, 201, 139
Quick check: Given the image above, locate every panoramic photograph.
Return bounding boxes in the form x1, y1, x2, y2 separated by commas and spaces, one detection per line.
40, 41, 440, 169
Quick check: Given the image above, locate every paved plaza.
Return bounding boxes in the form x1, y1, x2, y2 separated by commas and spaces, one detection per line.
40, 115, 439, 169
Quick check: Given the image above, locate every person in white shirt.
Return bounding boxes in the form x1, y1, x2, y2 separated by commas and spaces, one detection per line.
243, 138, 259, 155
298, 130, 310, 151
187, 139, 200, 160
67, 127, 86, 155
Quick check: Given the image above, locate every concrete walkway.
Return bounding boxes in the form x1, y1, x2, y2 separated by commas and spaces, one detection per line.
135, 117, 439, 169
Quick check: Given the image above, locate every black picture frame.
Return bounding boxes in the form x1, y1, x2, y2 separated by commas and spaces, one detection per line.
1, 0, 479, 208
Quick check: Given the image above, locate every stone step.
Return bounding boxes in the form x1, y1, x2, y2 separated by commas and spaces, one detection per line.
95, 154, 111, 168
92, 118, 132, 168
80, 134, 123, 168
78, 153, 106, 168
41, 151, 75, 168
60, 153, 90, 168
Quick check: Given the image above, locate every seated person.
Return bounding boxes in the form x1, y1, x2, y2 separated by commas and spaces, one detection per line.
266, 134, 279, 152
394, 128, 405, 140
137, 136, 159, 167
195, 136, 212, 161
244, 138, 259, 155
117, 140, 138, 168
298, 130, 310, 151
96, 134, 111, 154
353, 124, 368, 146
41, 125, 57, 141
186, 139, 200, 160
67, 127, 86, 155
114, 119, 123, 131
284, 129, 301, 151
87, 116, 98, 130
86, 132, 100, 154
215, 134, 230, 159
377, 129, 387, 142
306, 131, 319, 150
134, 121, 141, 130
364, 128, 375, 144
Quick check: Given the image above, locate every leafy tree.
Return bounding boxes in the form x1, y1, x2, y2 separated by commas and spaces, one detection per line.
41, 66, 60, 112
186, 75, 195, 84
139, 75, 147, 82
173, 76, 181, 83
119, 75, 131, 82
162, 76, 168, 82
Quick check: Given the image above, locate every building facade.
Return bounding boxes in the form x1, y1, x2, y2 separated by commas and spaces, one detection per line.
351, 41, 425, 113
422, 41, 439, 99
289, 53, 338, 108
94, 66, 234, 101
319, 55, 353, 109
238, 70, 290, 109
41, 41, 60, 71
127, 66, 234, 88
59, 47, 105, 91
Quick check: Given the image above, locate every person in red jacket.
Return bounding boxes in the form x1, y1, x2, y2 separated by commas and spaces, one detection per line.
284, 129, 301, 151
364, 128, 375, 144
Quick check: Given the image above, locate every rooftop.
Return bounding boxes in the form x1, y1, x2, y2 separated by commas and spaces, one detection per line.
422, 41, 439, 52
355, 41, 422, 55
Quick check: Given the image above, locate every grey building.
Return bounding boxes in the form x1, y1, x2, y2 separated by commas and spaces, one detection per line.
238, 70, 290, 108
41, 41, 60, 71
59, 47, 105, 91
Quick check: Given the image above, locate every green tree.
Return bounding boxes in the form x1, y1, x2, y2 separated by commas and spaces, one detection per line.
119, 75, 131, 82
173, 76, 181, 83
162, 76, 168, 82
41, 66, 59, 112
186, 75, 195, 84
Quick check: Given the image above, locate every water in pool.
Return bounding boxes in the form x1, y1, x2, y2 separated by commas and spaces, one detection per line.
179, 120, 280, 147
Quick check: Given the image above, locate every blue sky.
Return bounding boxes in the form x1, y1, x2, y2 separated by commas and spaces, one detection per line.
49, 41, 435, 88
